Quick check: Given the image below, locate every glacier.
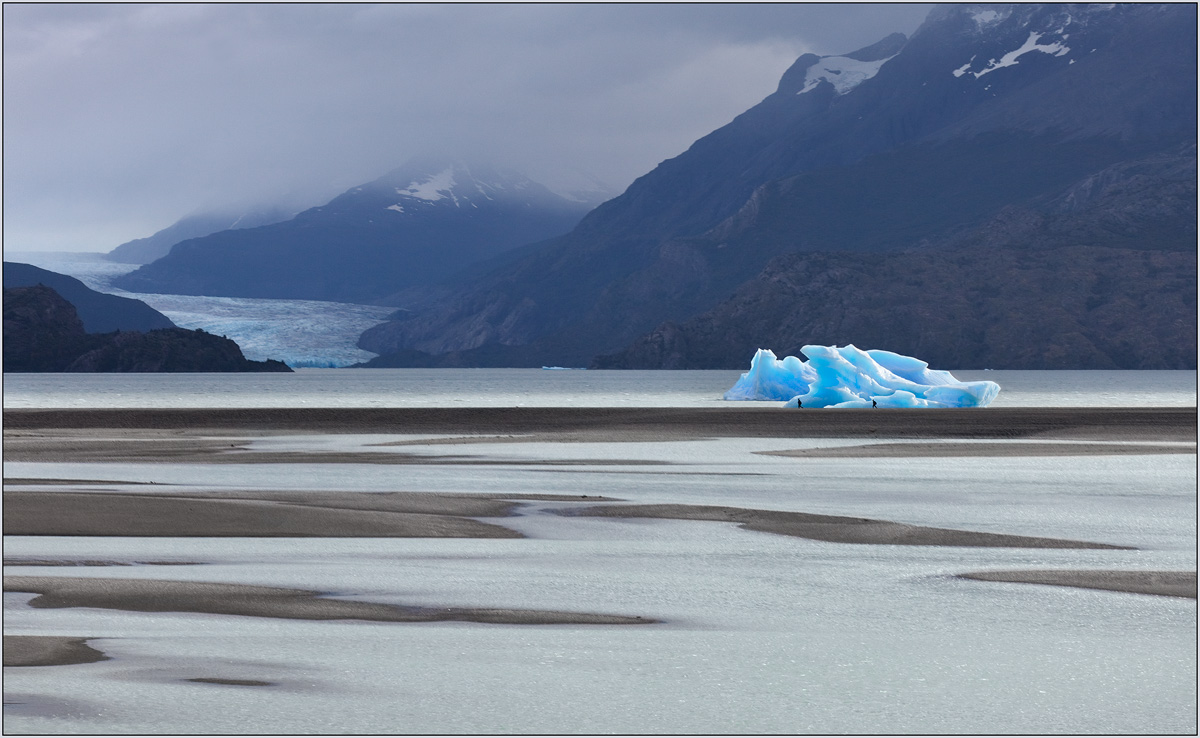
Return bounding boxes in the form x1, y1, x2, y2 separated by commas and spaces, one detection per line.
5, 251, 392, 367
723, 346, 1000, 408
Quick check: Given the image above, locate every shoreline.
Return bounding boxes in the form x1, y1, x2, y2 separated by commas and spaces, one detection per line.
4, 406, 1196, 441
562, 503, 1133, 550
2, 635, 109, 667
4, 576, 657, 627
2, 489, 613, 538
958, 570, 1197, 599
3, 488, 1131, 549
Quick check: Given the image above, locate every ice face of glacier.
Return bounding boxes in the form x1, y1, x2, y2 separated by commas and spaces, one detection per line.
723, 346, 1000, 408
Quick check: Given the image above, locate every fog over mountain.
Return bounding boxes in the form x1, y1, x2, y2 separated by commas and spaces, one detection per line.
4, 3, 930, 253
113, 158, 601, 303
105, 207, 298, 265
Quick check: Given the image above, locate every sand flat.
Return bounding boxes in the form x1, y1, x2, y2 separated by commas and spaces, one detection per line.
4, 576, 656, 626
2, 559, 201, 567
0, 433, 671, 465
758, 441, 1197, 458
4, 407, 1195, 442
958, 570, 1197, 598
6, 408, 1193, 467
1, 489, 618, 538
561, 503, 1133, 549
3, 635, 109, 667
3, 486, 1131, 549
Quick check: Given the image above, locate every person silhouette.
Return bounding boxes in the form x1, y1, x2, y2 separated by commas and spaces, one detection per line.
872, 399, 877, 408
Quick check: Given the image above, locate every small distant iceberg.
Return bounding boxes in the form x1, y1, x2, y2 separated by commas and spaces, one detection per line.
723, 346, 1000, 408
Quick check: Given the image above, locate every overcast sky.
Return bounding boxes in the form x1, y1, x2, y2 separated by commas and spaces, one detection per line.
4, 3, 931, 253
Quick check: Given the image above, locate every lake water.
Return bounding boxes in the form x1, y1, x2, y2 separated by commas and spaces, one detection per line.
3, 371, 1196, 734
4, 367, 1196, 408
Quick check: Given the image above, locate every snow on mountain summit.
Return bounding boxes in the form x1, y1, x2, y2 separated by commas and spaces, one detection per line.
798, 53, 898, 95
396, 165, 460, 202
779, 32, 907, 98
367, 159, 605, 216
111, 155, 600, 304
941, 4, 1126, 82
968, 6, 1012, 31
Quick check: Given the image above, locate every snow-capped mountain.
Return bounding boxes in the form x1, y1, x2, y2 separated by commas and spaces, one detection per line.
358, 3, 1196, 369
781, 31, 907, 96
325, 158, 603, 219
112, 158, 602, 303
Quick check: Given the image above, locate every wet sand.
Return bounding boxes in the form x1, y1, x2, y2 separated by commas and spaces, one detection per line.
4, 405, 1192, 637
562, 503, 1132, 549
2, 559, 201, 567
4, 576, 656, 626
759, 441, 1196, 458
5, 406, 1195, 442
5, 407, 1193, 467
2, 489, 611, 538
1, 433, 670, 465
5, 486, 1130, 549
3, 636, 109, 667
958, 570, 1197, 599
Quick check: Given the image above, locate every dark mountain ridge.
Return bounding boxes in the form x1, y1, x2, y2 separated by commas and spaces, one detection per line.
358, 3, 1196, 369
4, 261, 176, 333
112, 159, 600, 304
595, 145, 1197, 370
4, 284, 290, 373
104, 206, 297, 265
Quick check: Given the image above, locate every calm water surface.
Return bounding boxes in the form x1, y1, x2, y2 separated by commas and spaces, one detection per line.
3, 368, 1196, 408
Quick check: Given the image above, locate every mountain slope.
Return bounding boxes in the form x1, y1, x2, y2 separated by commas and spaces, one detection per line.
594, 245, 1197, 371
4, 262, 176, 333
595, 145, 1198, 370
104, 207, 296, 265
359, 3, 1196, 368
112, 159, 599, 303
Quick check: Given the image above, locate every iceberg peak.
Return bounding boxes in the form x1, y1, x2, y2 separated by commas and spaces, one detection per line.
723, 346, 1000, 408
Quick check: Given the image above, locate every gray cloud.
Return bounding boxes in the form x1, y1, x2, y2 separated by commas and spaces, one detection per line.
3, 3, 930, 252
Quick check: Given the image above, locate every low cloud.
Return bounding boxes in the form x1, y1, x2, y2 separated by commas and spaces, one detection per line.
4, 3, 929, 251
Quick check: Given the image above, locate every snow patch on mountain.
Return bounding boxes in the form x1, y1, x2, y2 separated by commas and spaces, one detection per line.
954, 30, 1070, 79
970, 7, 1011, 31
375, 160, 613, 214
974, 31, 1070, 77
799, 53, 897, 95
398, 166, 458, 202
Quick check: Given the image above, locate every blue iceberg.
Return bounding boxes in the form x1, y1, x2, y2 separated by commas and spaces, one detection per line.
723, 346, 1000, 408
